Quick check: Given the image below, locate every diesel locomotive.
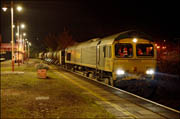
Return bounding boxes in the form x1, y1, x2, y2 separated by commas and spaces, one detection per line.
40, 30, 157, 86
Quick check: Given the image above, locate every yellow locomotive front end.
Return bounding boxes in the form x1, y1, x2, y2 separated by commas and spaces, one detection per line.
112, 38, 157, 81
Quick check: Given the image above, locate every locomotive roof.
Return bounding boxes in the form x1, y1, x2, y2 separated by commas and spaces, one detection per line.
99, 30, 153, 46
66, 30, 153, 49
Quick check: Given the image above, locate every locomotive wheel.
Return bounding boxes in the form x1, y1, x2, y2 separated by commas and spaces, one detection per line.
109, 77, 114, 86
116, 80, 157, 98
89, 73, 93, 78
104, 78, 109, 85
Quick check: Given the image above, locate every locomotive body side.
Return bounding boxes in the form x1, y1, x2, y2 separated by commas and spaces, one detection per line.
65, 39, 100, 69
64, 31, 157, 85
38, 31, 156, 86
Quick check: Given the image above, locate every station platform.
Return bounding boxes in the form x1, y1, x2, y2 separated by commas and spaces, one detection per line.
52, 65, 180, 119
1, 59, 179, 119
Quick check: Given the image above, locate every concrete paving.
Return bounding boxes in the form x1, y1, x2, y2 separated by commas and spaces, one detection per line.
51, 66, 180, 119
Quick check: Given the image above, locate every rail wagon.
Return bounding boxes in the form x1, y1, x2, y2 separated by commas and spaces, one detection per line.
65, 30, 157, 85
38, 52, 44, 59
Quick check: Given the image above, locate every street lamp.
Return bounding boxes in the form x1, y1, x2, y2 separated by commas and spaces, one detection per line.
17, 23, 25, 66
21, 24, 25, 29
2, 7, 8, 12
23, 33, 26, 36
26, 41, 31, 61
28, 42, 31, 60
2, 2, 23, 72
17, 6, 22, 12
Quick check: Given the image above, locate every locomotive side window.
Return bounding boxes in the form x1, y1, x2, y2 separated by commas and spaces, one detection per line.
109, 46, 111, 58
136, 44, 154, 56
67, 53, 71, 61
104, 46, 112, 58
103, 46, 106, 57
115, 43, 133, 58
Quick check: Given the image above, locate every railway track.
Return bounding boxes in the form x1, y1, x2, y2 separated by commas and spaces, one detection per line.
45, 61, 180, 119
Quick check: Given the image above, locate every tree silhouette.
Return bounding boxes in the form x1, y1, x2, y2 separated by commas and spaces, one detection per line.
43, 29, 76, 51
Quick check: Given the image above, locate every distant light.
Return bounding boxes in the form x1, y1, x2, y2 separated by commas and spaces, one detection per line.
16, 33, 19, 36
2, 7, 7, 12
29, 42, 31, 46
133, 38, 137, 43
21, 24, 25, 29
157, 46, 160, 49
164, 40, 166, 42
155, 44, 157, 47
162, 46, 166, 49
17, 6, 22, 12
23, 33, 26, 36
25, 38, 27, 41
13, 25, 15, 28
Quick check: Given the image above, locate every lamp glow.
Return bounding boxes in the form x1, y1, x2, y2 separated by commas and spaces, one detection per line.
17, 6, 22, 12
133, 38, 137, 43
146, 69, 154, 75
21, 24, 25, 29
116, 69, 125, 75
2, 7, 7, 12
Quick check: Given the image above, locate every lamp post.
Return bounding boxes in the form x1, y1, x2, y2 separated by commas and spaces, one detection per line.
23, 32, 26, 62
2, 1, 22, 71
11, 1, 14, 71
28, 42, 31, 60
17, 23, 25, 64
17, 24, 20, 66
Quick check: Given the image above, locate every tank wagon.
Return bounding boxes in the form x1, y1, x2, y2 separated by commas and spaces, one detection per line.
41, 30, 157, 86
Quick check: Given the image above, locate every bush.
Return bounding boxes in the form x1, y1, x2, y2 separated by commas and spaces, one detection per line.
35, 63, 49, 70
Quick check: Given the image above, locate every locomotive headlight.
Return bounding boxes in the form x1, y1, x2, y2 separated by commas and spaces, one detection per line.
146, 69, 154, 75
133, 38, 137, 43
116, 69, 125, 75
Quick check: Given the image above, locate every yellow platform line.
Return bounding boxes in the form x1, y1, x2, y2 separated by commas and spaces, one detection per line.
55, 70, 138, 119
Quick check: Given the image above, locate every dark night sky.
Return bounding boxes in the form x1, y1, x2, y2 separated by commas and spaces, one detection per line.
1, 0, 180, 48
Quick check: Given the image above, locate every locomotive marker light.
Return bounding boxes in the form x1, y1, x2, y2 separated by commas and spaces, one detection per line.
133, 38, 137, 43
146, 69, 155, 75
116, 69, 125, 75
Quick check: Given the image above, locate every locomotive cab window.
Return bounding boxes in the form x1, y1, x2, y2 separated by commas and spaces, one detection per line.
136, 44, 154, 57
115, 43, 133, 58
103, 46, 112, 58
67, 53, 71, 61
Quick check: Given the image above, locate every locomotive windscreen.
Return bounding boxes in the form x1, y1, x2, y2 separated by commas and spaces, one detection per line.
136, 44, 154, 57
115, 43, 133, 58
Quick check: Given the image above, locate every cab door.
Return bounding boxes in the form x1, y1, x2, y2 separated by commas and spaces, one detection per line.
97, 45, 105, 70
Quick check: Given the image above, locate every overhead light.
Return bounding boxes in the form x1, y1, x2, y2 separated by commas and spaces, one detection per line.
2, 7, 8, 12
21, 24, 25, 29
17, 6, 22, 12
